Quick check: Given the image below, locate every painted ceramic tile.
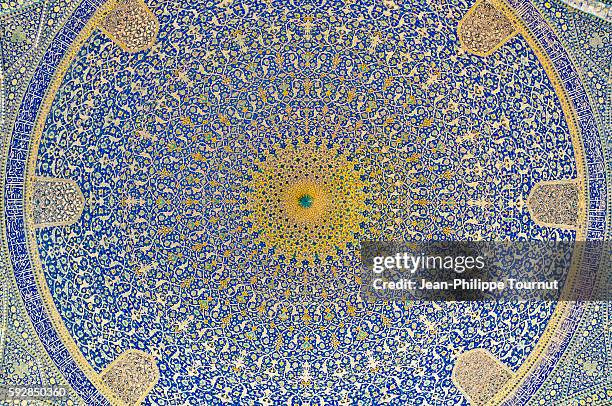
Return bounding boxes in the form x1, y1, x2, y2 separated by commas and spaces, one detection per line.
0, 0, 609, 404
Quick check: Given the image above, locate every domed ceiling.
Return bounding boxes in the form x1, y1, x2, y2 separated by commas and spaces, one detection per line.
1, 0, 609, 404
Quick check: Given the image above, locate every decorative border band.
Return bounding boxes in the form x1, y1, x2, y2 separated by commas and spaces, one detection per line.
4, 0, 109, 403
491, 0, 607, 403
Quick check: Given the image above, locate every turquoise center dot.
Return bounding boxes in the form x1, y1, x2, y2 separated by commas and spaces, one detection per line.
298, 194, 313, 208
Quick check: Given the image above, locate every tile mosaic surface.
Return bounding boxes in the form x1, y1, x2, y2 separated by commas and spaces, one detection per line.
0, 0, 610, 404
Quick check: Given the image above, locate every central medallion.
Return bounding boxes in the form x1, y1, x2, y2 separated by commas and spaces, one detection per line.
298, 194, 313, 208
246, 141, 368, 262
284, 180, 329, 223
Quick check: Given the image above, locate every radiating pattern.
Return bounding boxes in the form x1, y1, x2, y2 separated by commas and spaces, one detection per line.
0, 0, 609, 404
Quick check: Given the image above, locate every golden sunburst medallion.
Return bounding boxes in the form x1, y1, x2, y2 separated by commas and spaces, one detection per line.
246, 141, 368, 262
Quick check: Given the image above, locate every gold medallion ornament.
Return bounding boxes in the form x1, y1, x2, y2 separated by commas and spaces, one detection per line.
246, 141, 368, 262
